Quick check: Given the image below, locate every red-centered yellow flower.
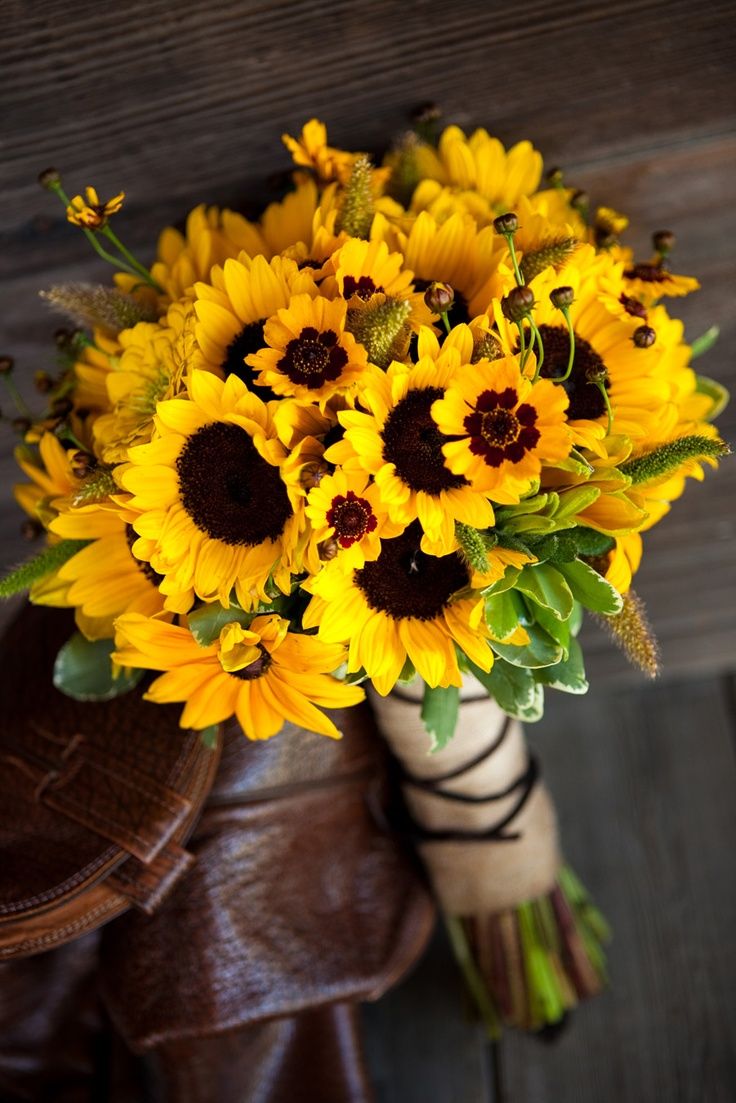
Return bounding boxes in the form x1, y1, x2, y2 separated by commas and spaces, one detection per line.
305, 466, 403, 570
119, 370, 302, 611
194, 255, 317, 396
303, 521, 493, 695
328, 327, 496, 553
321, 238, 434, 331
618, 249, 700, 303
66, 186, 124, 229
432, 355, 572, 500
246, 294, 368, 406
113, 612, 364, 738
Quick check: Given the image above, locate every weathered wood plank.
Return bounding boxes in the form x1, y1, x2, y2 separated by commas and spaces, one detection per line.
499, 676, 736, 1102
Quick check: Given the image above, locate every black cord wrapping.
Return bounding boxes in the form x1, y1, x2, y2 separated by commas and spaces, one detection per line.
394, 706, 540, 843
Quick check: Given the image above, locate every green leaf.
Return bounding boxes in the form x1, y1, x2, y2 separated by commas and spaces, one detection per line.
397, 655, 417, 683
695, 373, 729, 419
421, 684, 460, 752
515, 564, 574, 620
484, 590, 523, 640
552, 486, 601, 520
200, 725, 219, 749
529, 602, 571, 657
493, 622, 563, 669
188, 601, 253, 646
570, 527, 616, 557
556, 559, 623, 615
468, 658, 543, 721
482, 566, 522, 597
689, 324, 719, 360
503, 514, 562, 535
536, 638, 588, 694
53, 633, 142, 702
0, 539, 90, 598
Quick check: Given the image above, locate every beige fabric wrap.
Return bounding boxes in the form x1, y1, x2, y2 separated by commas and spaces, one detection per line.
369, 677, 561, 914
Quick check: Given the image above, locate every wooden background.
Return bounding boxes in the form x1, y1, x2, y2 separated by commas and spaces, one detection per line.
2, 1, 735, 1099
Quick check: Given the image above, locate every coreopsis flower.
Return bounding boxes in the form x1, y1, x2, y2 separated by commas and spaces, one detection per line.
66, 186, 125, 229
304, 466, 402, 570
282, 118, 360, 185
328, 328, 496, 553
114, 612, 364, 737
119, 371, 302, 610
432, 355, 572, 500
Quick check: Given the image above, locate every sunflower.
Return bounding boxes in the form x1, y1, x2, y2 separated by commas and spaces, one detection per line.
245, 293, 369, 406
303, 521, 493, 694
113, 611, 364, 738
193, 254, 317, 398
432, 353, 572, 500
496, 245, 677, 447
409, 126, 543, 222
92, 301, 194, 462
328, 327, 496, 553
119, 370, 302, 610
46, 500, 170, 637
305, 465, 403, 570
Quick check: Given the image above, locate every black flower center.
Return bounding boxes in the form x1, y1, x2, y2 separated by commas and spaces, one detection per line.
355, 522, 470, 621
229, 644, 273, 681
223, 321, 277, 402
343, 275, 382, 301
413, 279, 471, 325
279, 326, 348, 388
536, 324, 609, 420
124, 524, 163, 587
326, 490, 377, 548
176, 422, 292, 546
464, 387, 540, 468
382, 387, 467, 494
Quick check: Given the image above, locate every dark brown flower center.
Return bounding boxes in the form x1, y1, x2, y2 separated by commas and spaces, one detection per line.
176, 422, 292, 546
413, 280, 470, 325
623, 262, 672, 283
326, 490, 377, 548
223, 321, 277, 402
535, 324, 609, 420
464, 387, 539, 468
229, 644, 273, 681
619, 293, 648, 319
343, 275, 382, 301
278, 326, 348, 388
355, 522, 469, 621
382, 387, 467, 494
124, 524, 163, 587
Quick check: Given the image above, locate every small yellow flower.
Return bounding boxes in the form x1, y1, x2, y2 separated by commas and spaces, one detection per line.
66, 186, 125, 230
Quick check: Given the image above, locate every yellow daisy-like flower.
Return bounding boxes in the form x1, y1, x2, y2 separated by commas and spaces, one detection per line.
329, 327, 496, 553
305, 466, 403, 570
410, 126, 543, 221
432, 354, 572, 500
303, 520, 494, 694
282, 118, 360, 185
92, 302, 194, 462
194, 254, 317, 396
14, 433, 81, 523
114, 611, 364, 738
66, 186, 124, 230
47, 501, 169, 638
246, 294, 368, 406
619, 250, 700, 303
119, 370, 302, 611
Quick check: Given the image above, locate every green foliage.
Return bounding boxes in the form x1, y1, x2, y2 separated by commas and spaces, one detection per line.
347, 296, 411, 369
515, 563, 574, 621
468, 658, 544, 722
188, 602, 252, 646
689, 324, 719, 360
200, 725, 219, 749
0, 540, 89, 598
525, 527, 615, 565
421, 683, 460, 752
619, 435, 728, 485
456, 522, 491, 572
555, 559, 623, 615
53, 633, 142, 702
485, 589, 525, 640
336, 155, 374, 238
695, 373, 729, 419
536, 638, 588, 694
519, 237, 579, 283
493, 622, 563, 669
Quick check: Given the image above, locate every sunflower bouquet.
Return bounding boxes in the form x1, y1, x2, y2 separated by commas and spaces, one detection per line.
1, 115, 728, 1034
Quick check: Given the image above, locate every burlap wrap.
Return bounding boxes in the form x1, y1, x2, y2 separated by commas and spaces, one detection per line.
369, 677, 561, 914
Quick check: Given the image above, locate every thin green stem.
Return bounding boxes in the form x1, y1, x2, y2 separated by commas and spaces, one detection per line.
2, 374, 33, 418
528, 318, 545, 381
550, 306, 576, 382
504, 233, 524, 286
102, 226, 163, 292
595, 381, 614, 434
440, 310, 452, 336
445, 915, 502, 1040
517, 320, 528, 372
